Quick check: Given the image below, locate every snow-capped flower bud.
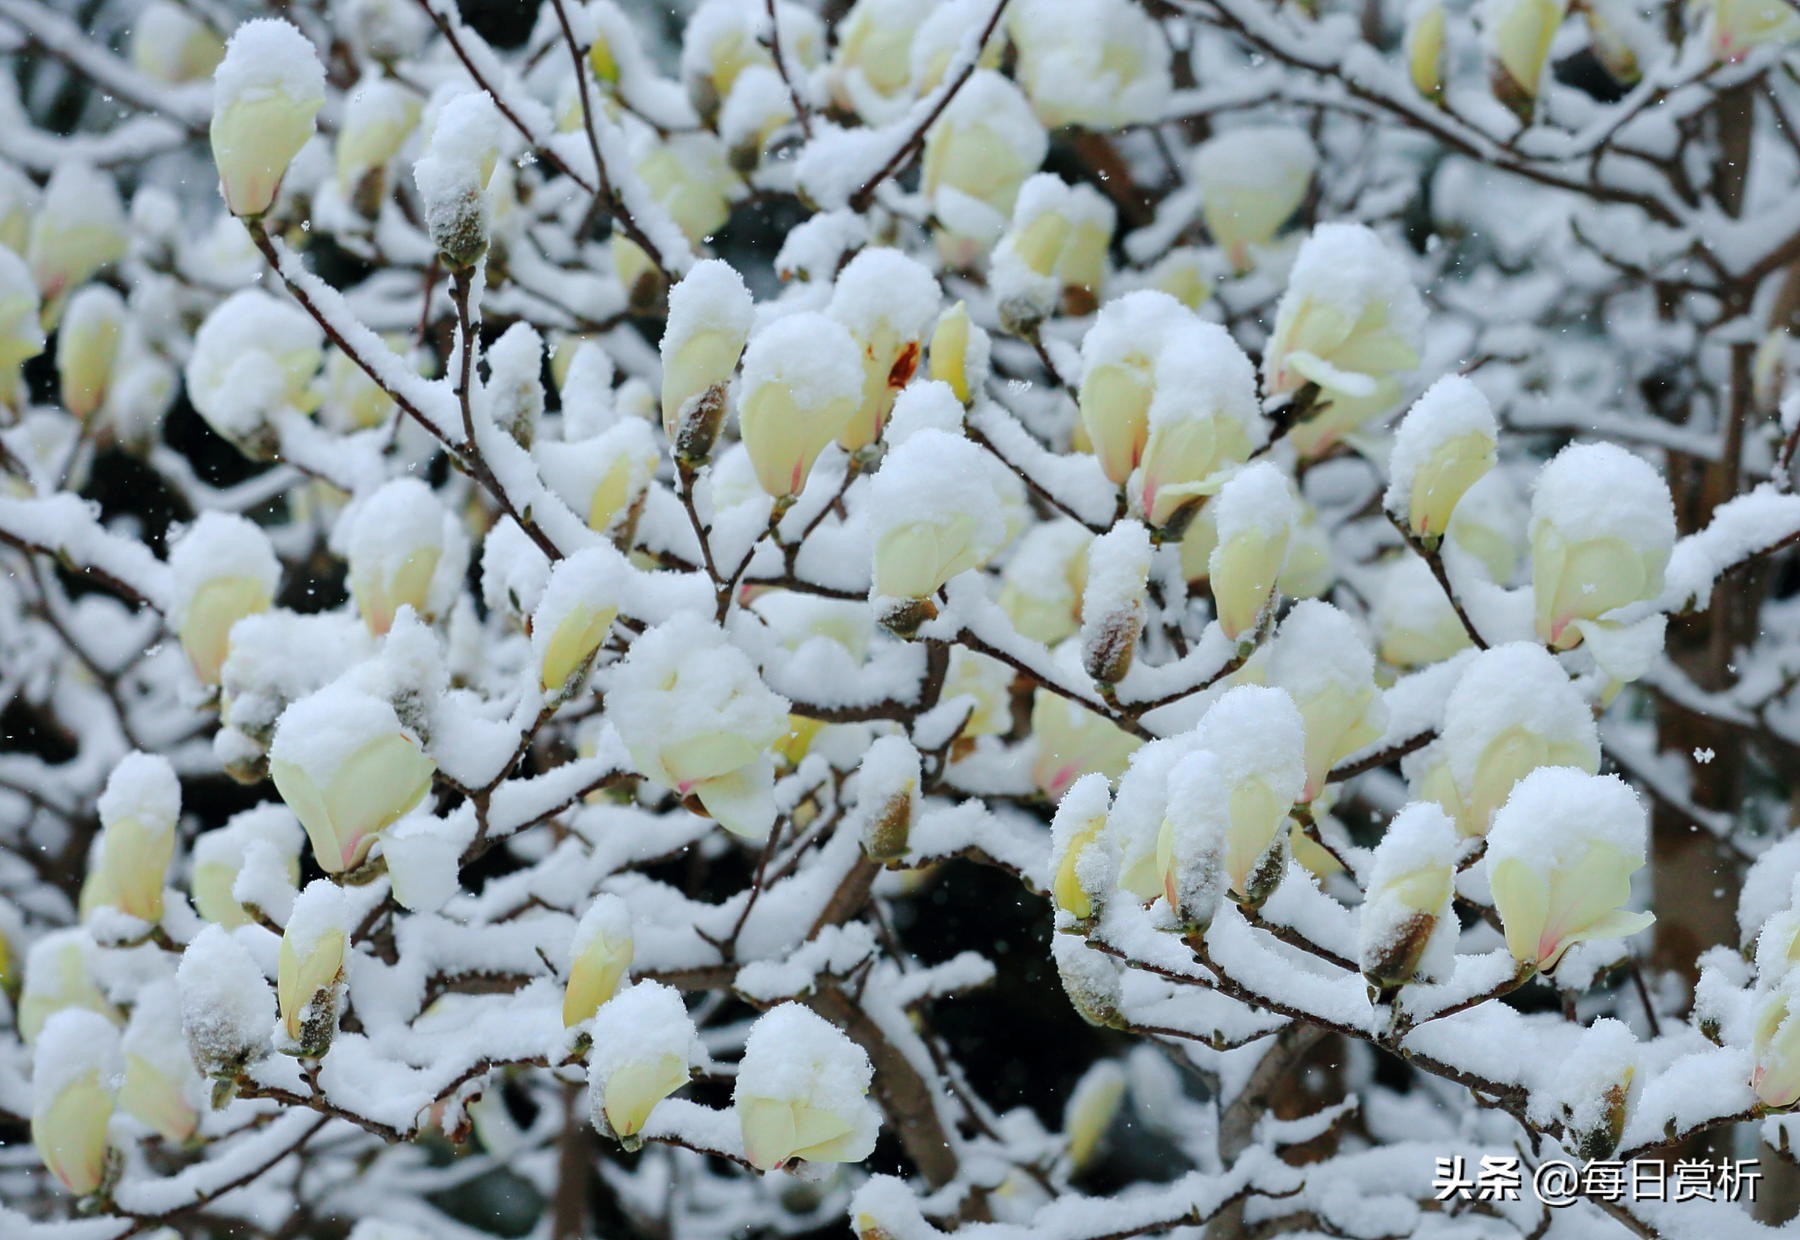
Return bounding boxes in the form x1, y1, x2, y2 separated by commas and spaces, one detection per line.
609, 614, 789, 840
1000, 521, 1090, 646
317, 346, 397, 431
18, 930, 118, 1045
210, 20, 326, 218
184, 289, 324, 456
1358, 803, 1457, 993
32, 1009, 119, 1197
1050, 775, 1115, 924
1385, 376, 1497, 542
1155, 752, 1230, 929
635, 132, 736, 246
1009, 0, 1171, 130
1263, 224, 1424, 417
277, 881, 350, 1055
1193, 686, 1307, 905
191, 806, 304, 929
474, 322, 541, 451
1081, 521, 1150, 686
412, 94, 501, 269
178, 923, 276, 1089
344, 477, 470, 635
1078, 291, 1186, 486
169, 513, 280, 685
336, 78, 421, 208
1448, 471, 1527, 583
1269, 602, 1388, 801
269, 682, 436, 873
1752, 976, 1800, 1109
119, 983, 202, 1144
720, 67, 795, 171
541, 420, 661, 537
0, 247, 45, 406
858, 736, 921, 863
922, 70, 1049, 258
532, 546, 626, 695
1052, 931, 1124, 1028
565, 895, 634, 1028
1486, 768, 1654, 972
1406, 0, 1448, 100
1481, 0, 1567, 116
660, 260, 754, 459
589, 981, 700, 1144
827, 248, 940, 451
1373, 556, 1473, 668
55, 285, 125, 419
1540, 1019, 1637, 1159
1208, 462, 1298, 641
1131, 322, 1264, 531
681, 0, 823, 121
1031, 691, 1141, 801
88, 753, 180, 926
737, 313, 864, 499
868, 428, 1007, 617
1529, 443, 1674, 649
1431, 643, 1599, 837
1063, 1060, 1126, 1172
1701, 0, 1800, 61
1193, 127, 1317, 272
734, 1004, 880, 1172
928, 300, 991, 407
27, 163, 128, 316
132, 2, 225, 84
993, 176, 1115, 329
832, 0, 932, 121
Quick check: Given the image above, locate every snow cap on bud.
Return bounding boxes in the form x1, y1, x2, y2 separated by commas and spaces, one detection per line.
1486, 768, 1654, 972
1538, 1018, 1637, 1159
1358, 803, 1457, 992
928, 300, 990, 407
868, 428, 1007, 615
413, 92, 502, 268
1050, 774, 1115, 924
660, 260, 754, 459
56, 285, 126, 419
541, 420, 661, 536
993, 176, 1115, 329
1406, 0, 1448, 100
27, 164, 128, 321
210, 19, 326, 217
191, 806, 304, 929
738, 312, 864, 498
922, 70, 1049, 256
827, 248, 941, 450
1529, 442, 1674, 649
1009, 0, 1172, 130
1081, 521, 1150, 687
32, 1009, 119, 1197
734, 1003, 880, 1171
1032, 691, 1141, 801
1480, 0, 1567, 115
1132, 321, 1263, 530
1701, 0, 1800, 61
277, 880, 351, 1054
89, 753, 181, 925
565, 894, 635, 1028
1078, 291, 1185, 486
269, 682, 436, 873
0, 247, 45, 403
169, 513, 280, 685
178, 923, 276, 1086
608, 614, 789, 840
588, 981, 699, 1143
343, 477, 470, 635
857, 736, 921, 863
184, 289, 324, 456
532, 546, 626, 696
1052, 931, 1124, 1027
1155, 752, 1229, 929
1385, 377, 1498, 541
1208, 462, 1298, 641
482, 321, 544, 450
1268, 601, 1387, 801
1193, 127, 1317, 272
1263, 224, 1424, 422
1193, 685, 1307, 905
1752, 975, 1800, 1109
131, 2, 226, 84
119, 983, 202, 1144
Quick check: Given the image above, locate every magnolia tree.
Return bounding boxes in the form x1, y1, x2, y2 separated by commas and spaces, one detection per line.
7, 0, 1800, 1238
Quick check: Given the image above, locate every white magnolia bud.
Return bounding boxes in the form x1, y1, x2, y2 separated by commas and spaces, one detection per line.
132, 2, 225, 84
566, 894, 635, 1029
88, 753, 180, 926
532, 546, 626, 695
413, 93, 501, 268
1267, 601, 1387, 801
993, 175, 1115, 327
55, 285, 126, 419
1031, 690, 1141, 802
660, 260, 754, 456
343, 477, 470, 635
336, 78, 422, 196
681, 0, 823, 120
178, 923, 276, 1083
738, 313, 864, 499
210, 20, 327, 217
1009, 0, 1171, 130
588, 981, 700, 1143
170, 512, 281, 685
18, 930, 118, 1046
1078, 291, 1185, 487
119, 983, 203, 1144
1155, 752, 1229, 928
868, 428, 1007, 608
1208, 462, 1298, 641
1052, 932, 1124, 1028
1131, 321, 1264, 530
1193, 127, 1317, 272
184, 289, 324, 455
277, 881, 351, 1054
1373, 556, 1473, 668
734, 1004, 880, 1171
1752, 976, 1800, 1109
857, 735, 921, 863
1062, 1059, 1127, 1172
27, 163, 128, 316
927, 300, 991, 407
633, 131, 735, 245
1081, 521, 1150, 686
1406, 0, 1448, 100
1358, 803, 1457, 991
1195, 686, 1307, 905
827, 248, 940, 451
191, 805, 304, 929
32, 1009, 120, 1197
1385, 376, 1498, 541
832, 0, 933, 122
1480, 0, 1567, 115
1000, 520, 1090, 646
1050, 775, 1115, 924
1702, 0, 1800, 61
922, 70, 1048, 256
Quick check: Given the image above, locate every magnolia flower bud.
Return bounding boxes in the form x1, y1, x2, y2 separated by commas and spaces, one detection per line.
588, 981, 700, 1144
1193, 127, 1317, 272
921, 70, 1049, 257
1374, 556, 1473, 668
1263, 224, 1424, 415
119, 983, 203, 1144
1052, 932, 1124, 1028
1407, 0, 1448, 100
928, 300, 991, 407
1540, 1019, 1636, 1159
1529, 443, 1674, 649
88, 753, 180, 926
681, 0, 823, 121
413, 95, 501, 269
1000, 521, 1090, 645
18, 930, 118, 1045
191, 806, 304, 929
336, 78, 422, 207
1486, 768, 1654, 972
278, 881, 350, 1055
994, 176, 1115, 327
1031, 690, 1141, 802
734, 1004, 880, 1171
1131, 321, 1264, 531
1358, 803, 1457, 992
0, 247, 45, 406
1050, 775, 1115, 924
609, 614, 789, 840
858, 736, 921, 863
1752, 977, 1800, 1109
637, 132, 736, 246
1009, 0, 1172, 128
738, 313, 864, 499
184, 289, 324, 456
210, 20, 326, 217
541, 420, 661, 537
178, 924, 276, 1088
720, 66, 796, 172
532, 547, 626, 696
32, 1009, 120, 1197
1448, 471, 1528, 584
660, 260, 754, 458
132, 2, 225, 84
1481, 0, 1567, 116
832, 0, 932, 122
27, 163, 128, 316
1081, 521, 1150, 686
1385, 376, 1497, 542
1702, 0, 1800, 61
1196, 686, 1307, 905
827, 249, 940, 451
55, 285, 125, 419
269, 682, 436, 873
565, 895, 634, 1028
1208, 463, 1298, 642
1078, 291, 1185, 486
868, 428, 1007, 612
1062, 1060, 1127, 1172
1268, 602, 1388, 801
169, 513, 280, 685
1155, 752, 1229, 929
344, 477, 470, 635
